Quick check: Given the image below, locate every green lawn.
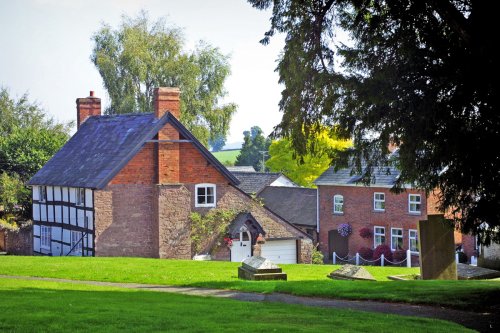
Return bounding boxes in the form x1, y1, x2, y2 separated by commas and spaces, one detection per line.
212, 149, 240, 165
1, 256, 499, 311
0, 278, 473, 332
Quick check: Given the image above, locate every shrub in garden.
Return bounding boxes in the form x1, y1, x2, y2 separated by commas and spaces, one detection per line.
393, 249, 407, 265
359, 227, 372, 239
358, 247, 374, 262
311, 245, 324, 264
373, 244, 393, 264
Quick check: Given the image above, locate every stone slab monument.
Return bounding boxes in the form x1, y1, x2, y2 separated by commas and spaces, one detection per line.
238, 256, 287, 280
418, 214, 457, 280
328, 264, 375, 281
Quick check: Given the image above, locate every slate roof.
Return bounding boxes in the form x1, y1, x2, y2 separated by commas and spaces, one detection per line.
314, 163, 400, 187
28, 112, 239, 189
226, 166, 255, 173
258, 187, 317, 227
232, 172, 285, 194
228, 212, 266, 238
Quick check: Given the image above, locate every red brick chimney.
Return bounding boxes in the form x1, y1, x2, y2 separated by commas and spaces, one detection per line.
76, 91, 101, 129
153, 87, 180, 119
154, 87, 181, 184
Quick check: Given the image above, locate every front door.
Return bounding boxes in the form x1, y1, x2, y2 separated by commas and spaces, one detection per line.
231, 227, 252, 262
328, 230, 348, 261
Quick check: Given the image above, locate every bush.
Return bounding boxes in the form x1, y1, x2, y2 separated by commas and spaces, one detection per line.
393, 249, 407, 265
358, 247, 373, 262
312, 245, 324, 264
373, 244, 393, 264
359, 227, 372, 239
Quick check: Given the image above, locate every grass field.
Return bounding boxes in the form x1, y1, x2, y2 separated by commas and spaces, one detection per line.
1, 256, 499, 311
0, 278, 473, 333
212, 149, 240, 165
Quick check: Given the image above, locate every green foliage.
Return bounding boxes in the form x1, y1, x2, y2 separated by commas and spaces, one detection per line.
0, 214, 18, 231
91, 12, 237, 146
190, 209, 238, 254
311, 244, 324, 264
249, 1, 500, 244
0, 88, 71, 218
208, 135, 226, 152
266, 128, 351, 187
0, 173, 29, 215
235, 126, 270, 171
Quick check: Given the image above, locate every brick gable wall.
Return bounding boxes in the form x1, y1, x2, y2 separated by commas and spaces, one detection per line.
109, 143, 156, 185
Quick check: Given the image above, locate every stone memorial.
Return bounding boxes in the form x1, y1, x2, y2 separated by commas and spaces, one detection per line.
238, 256, 287, 280
328, 264, 376, 281
418, 214, 457, 280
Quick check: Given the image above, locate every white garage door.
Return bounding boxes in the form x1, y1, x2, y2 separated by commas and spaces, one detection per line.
260, 239, 297, 264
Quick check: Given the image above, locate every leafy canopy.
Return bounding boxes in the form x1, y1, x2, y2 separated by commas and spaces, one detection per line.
235, 126, 270, 172
266, 128, 351, 187
249, 0, 499, 243
91, 12, 237, 146
0, 88, 72, 217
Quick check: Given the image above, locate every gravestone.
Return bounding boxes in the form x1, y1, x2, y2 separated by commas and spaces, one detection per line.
418, 214, 457, 280
238, 256, 287, 280
328, 264, 375, 281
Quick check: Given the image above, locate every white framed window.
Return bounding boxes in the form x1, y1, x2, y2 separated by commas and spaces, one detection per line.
76, 188, 85, 206
374, 226, 385, 247
39, 186, 47, 202
408, 194, 421, 214
409, 229, 418, 252
391, 228, 403, 251
41, 226, 51, 250
71, 231, 83, 255
374, 192, 385, 211
333, 195, 344, 214
195, 184, 216, 207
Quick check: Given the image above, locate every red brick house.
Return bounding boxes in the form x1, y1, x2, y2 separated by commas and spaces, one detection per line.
28, 88, 312, 263
315, 162, 477, 262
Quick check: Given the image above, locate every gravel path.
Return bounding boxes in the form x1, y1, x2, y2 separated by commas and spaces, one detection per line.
1, 274, 497, 332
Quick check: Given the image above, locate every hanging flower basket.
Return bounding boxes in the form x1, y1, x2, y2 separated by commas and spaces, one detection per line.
223, 237, 233, 248
337, 223, 352, 237
359, 227, 372, 239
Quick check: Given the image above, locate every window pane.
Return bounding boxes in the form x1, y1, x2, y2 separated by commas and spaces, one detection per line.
198, 187, 206, 196
206, 194, 214, 204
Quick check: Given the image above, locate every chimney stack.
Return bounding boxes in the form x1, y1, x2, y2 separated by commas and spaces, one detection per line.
76, 91, 101, 129
153, 87, 180, 119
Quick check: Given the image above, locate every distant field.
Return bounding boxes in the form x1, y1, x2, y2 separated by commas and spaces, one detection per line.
212, 149, 240, 165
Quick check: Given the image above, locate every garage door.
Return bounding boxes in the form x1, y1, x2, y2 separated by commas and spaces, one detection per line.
260, 239, 297, 264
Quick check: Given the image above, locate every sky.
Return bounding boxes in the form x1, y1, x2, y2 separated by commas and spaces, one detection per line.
0, 0, 285, 144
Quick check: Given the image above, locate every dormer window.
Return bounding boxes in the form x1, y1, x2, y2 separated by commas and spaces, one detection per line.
195, 184, 216, 208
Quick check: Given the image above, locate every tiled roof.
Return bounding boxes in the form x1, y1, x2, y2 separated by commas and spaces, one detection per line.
232, 172, 283, 194
315, 154, 401, 187
28, 112, 239, 189
226, 166, 255, 173
258, 187, 317, 227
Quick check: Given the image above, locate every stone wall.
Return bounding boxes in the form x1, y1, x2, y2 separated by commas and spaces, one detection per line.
94, 185, 157, 257
156, 185, 192, 259
0, 226, 32, 255
479, 243, 500, 270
